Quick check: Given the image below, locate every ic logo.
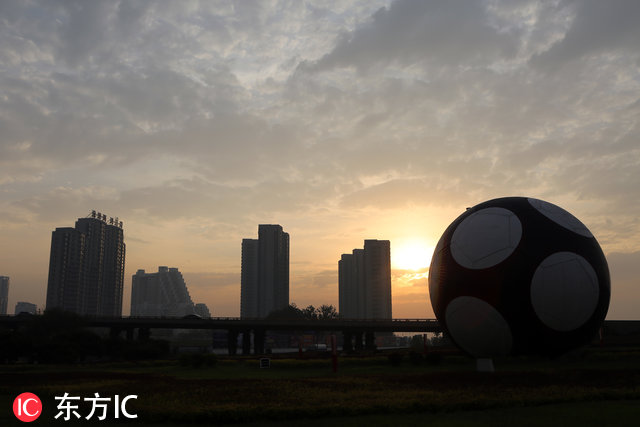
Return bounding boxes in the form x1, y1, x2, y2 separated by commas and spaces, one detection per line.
13, 393, 42, 422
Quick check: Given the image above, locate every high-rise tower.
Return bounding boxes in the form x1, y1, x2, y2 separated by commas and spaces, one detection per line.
0, 276, 9, 315
338, 240, 391, 319
46, 211, 125, 316
45, 227, 85, 313
363, 239, 392, 319
240, 239, 259, 318
241, 225, 289, 318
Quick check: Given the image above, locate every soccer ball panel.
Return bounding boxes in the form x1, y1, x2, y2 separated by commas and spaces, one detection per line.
445, 296, 513, 357
450, 207, 522, 269
530, 252, 599, 332
528, 198, 593, 238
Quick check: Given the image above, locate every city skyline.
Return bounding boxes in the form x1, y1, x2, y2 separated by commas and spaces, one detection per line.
1, 1, 639, 319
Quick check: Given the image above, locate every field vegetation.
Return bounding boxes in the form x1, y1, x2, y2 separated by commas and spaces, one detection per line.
1, 346, 639, 426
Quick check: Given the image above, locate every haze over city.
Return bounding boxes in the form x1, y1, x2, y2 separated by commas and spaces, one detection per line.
1, 1, 639, 319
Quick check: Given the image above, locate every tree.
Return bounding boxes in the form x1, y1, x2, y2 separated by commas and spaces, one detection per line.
302, 305, 317, 320
266, 303, 339, 321
15, 309, 102, 363
316, 304, 338, 320
265, 304, 305, 321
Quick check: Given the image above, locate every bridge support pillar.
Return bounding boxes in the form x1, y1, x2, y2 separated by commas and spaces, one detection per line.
254, 329, 265, 355
354, 332, 364, 351
342, 331, 353, 353
109, 327, 122, 340
242, 330, 251, 355
365, 331, 375, 350
227, 329, 238, 356
138, 327, 150, 341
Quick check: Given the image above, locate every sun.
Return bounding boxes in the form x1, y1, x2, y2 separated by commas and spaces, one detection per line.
392, 239, 433, 271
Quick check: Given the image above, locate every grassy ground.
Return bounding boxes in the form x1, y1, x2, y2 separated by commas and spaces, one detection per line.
239, 400, 640, 427
1, 347, 639, 426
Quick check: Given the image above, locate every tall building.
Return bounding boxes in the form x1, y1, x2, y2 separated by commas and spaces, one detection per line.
45, 211, 125, 316
45, 227, 84, 313
130, 267, 196, 317
100, 220, 126, 316
339, 240, 392, 319
338, 249, 365, 319
240, 239, 259, 318
15, 301, 37, 315
241, 224, 289, 318
363, 239, 392, 319
0, 276, 9, 315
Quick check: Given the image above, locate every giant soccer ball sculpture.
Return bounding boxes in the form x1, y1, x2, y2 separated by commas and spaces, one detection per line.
429, 197, 610, 357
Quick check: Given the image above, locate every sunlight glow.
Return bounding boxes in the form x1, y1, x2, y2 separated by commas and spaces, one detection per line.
392, 239, 434, 271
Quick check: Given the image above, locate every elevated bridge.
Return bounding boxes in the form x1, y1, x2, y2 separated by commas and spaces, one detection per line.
5, 315, 635, 355
86, 316, 442, 332
1, 315, 441, 355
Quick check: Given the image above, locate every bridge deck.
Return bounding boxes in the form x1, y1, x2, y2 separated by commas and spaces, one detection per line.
1, 315, 442, 332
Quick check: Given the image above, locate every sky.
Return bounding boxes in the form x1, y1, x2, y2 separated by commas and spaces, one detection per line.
1, 0, 639, 319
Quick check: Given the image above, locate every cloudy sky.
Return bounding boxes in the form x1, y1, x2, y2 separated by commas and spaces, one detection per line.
1, 0, 638, 319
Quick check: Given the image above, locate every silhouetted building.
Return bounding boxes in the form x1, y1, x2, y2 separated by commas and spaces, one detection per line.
130, 267, 196, 317
0, 276, 9, 315
241, 224, 289, 318
241, 239, 259, 318
339, 249, 364, 318
15, 301, 37, 315
45, 211, 125, 316
339, 240, 392, 319
46, 227, 84, 313
194, 303, 211, 318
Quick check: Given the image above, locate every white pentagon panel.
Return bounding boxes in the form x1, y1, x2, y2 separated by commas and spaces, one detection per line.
445, 296, 513, 357
530, 252, 599, 332
528, 198, 593, 238
450, 207, 522, 269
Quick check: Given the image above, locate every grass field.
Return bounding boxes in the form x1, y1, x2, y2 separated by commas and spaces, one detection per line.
1, 347, 639, 426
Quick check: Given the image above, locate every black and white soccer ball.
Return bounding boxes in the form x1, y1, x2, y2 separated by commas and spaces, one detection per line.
429, 197, 610, 357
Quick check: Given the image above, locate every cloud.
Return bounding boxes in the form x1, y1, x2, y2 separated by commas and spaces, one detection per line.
340, 178, 469, 210
0, 0, 255, 186
303, 0, 518, 73
393, 270, 428, 289
531, 0, 640, 69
